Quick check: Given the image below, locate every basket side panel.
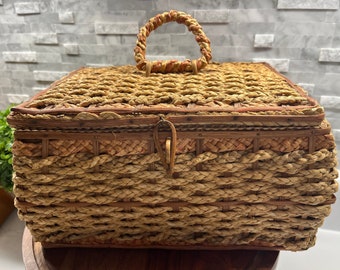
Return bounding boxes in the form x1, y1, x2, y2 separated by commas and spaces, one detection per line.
12, 129, 338, 251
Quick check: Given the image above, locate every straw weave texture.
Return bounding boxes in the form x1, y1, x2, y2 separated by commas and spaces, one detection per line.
12, 122, 338, 250
11, 132, 335, 157
23, 63, 314, 112
13, 146, 337, 250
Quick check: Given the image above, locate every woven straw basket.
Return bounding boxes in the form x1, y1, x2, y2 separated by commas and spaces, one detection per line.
8, 10, 338, 251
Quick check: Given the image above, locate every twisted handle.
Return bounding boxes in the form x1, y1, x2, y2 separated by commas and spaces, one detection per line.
134, 10, 212, 75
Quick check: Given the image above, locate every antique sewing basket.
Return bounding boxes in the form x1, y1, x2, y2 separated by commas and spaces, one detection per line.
8, 10, 338, 251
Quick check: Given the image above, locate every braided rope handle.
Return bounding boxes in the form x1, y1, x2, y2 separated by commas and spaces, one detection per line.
134, 10, 212, 75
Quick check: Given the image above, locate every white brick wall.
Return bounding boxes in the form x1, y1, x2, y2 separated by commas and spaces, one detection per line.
254, 34, 275, 48
7, 93, 29, 104
320, 96, 340, 109
193, 10, 229, 23
319, 48, 340, 62
14, 2, 40, 15
277, 0, 339, 10
59, 12, 75, 24
94, 21, 139, 35
34, 33, 58, 45
63, 44, 79, 55
33, 70, 68, 82
333, 129, 340, 142
2, 51, 37, 63
297, 83, 315, 95
252, 58, 290, 73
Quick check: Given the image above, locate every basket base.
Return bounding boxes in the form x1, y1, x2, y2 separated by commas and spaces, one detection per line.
23, 227, 279, 270
41, 241, 283, 251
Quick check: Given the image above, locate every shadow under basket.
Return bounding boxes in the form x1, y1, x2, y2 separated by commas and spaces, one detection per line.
7, 10, 338, 252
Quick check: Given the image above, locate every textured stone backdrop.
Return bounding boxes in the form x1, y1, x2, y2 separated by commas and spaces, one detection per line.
1, 0, 339, 230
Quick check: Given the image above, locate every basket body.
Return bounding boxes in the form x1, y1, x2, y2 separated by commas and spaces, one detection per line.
8, 62, 338, 251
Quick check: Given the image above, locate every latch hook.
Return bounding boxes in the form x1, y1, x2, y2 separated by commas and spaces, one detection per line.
153, 118, 177, 176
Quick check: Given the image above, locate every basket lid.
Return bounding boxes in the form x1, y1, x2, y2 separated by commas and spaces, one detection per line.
8, 10, 324, 130
8, 62, 324, 130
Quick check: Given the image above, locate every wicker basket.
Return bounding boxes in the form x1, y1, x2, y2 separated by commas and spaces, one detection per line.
8, 10, 338, 251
